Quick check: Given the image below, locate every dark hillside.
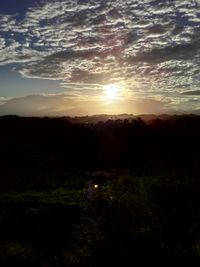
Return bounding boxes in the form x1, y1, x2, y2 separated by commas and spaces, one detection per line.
0, 115, 200, 266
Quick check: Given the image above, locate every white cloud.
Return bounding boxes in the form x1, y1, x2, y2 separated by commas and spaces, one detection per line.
0, 0, 200, 112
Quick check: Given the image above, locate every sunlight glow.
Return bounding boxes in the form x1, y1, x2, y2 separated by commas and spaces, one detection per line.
103, 84, 120, 101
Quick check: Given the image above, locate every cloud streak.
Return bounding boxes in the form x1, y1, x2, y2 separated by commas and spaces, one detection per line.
0, 92, 169, 116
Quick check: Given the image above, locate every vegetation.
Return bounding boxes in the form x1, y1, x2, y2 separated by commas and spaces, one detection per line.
0, 115, 200, 266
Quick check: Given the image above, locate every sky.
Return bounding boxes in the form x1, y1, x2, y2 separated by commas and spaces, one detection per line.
0, 0, 200, 116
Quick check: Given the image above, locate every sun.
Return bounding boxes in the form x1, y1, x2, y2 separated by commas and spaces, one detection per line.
103, 84, 120, 101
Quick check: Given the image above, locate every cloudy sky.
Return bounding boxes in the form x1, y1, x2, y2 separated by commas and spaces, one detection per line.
1, 0, 200, 116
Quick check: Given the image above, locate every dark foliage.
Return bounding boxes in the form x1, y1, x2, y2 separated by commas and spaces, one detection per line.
0, 115, 200, 176
0, 115, 200, 266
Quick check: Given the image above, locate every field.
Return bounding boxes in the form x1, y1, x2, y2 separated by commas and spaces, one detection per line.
0, 115, 200, 266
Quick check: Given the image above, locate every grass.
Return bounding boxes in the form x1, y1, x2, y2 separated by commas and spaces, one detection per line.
0, 171, 200, 266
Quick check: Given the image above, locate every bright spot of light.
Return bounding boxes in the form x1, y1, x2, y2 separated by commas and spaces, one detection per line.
103, 84, 120, 101
94, 184, 98, 189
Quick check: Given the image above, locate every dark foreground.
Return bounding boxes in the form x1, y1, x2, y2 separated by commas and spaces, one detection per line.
0, 115, 200, 266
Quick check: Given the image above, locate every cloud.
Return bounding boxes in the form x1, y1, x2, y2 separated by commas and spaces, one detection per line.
0, 92, 169, 116
1, 0, 200, 112
0, 97, 9, 105
181, 90, 200, 95
0, 93, 78, 116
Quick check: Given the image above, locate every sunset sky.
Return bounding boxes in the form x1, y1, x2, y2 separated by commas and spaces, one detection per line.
1, 0, 200, 116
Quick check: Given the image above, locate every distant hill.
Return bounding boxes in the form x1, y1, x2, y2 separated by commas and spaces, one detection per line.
53, 113, 199, 124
